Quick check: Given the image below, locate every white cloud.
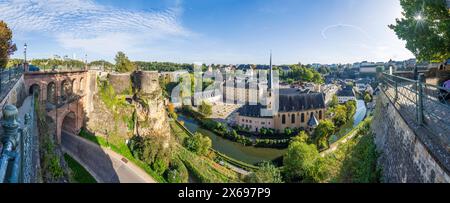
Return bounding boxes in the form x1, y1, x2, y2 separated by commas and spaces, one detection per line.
321, 23, 373, 40
0, 0, 190, 57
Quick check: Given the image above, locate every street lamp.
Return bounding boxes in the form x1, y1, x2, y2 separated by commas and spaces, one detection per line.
24, 43, 27, 63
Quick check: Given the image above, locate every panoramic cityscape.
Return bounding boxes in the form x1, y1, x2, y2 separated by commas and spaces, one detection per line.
0, 0, 449, 186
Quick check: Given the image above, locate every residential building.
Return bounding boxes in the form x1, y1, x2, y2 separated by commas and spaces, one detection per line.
336, 86, 356, 104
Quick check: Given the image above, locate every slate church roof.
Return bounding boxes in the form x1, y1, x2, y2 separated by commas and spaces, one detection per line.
238, 89, 326, 117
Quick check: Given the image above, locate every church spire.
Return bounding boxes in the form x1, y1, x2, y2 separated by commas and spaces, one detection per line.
270, 50, 272, 69
268, 50, 273, 90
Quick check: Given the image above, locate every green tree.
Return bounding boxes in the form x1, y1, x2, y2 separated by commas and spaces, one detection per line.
198, 101, 213, 117
345, 100, 357, 122
184, 132, 212, 156
284, 127, 293, 136
312, 72, 323, 84
303, 69, 314, 81
313, 119, 335, 150
167, 158, 189, 183
283, 140, 325, 182
114, 51, 135, 73
364, 93, 372, 104
389, 0, 450, 62
244, 162, 283, 183
333, 105, 348, 127
329, 95, 339, 108
0, 21, 17, 68
291, 131, 309, 143
130, 136, 171, 175
89, 60, 114, 70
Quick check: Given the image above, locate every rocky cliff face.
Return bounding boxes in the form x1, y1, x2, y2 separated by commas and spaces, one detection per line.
134, 92, 171, 139
85, 71, 170, 143
85, 91, 132, 139
133, 71, 171, 141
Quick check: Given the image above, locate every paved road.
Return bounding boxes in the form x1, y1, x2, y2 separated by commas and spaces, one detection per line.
61, 132, 156, 183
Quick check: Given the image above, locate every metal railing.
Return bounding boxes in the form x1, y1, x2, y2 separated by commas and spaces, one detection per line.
380, 72, 450, 150
32, 65, 87, 73
0, 66, 24, 102
0, 92, 37, 183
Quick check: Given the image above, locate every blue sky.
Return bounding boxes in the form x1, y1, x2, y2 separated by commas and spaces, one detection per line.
0, 0, 414, 64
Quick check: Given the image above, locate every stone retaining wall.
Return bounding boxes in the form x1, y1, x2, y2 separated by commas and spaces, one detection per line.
0, 75, 27, 118
108, 73, 131, 94
372, 92, 450, 183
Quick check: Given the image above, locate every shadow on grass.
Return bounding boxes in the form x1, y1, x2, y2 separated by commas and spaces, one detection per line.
63, 153, 97, 183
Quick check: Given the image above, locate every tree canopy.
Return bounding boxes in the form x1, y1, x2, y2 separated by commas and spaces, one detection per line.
89, 60, 114, 70
329, 95, 339, 108
114, 51, 135, 73
389, 0, 450, 62
281, 64, 324, 84
244, 162, 283, 183
283, 139, 326, 182
0, 21, 17, 68
333, 105, 348, 127
313, 119, 335, 150
184, 132, 212, 156
31, 58, 85, 69
134, 61, 194, 72
198, 101, 213, 117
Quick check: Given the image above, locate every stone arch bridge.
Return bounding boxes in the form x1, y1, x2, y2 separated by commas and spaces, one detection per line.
24, 70, 88, 143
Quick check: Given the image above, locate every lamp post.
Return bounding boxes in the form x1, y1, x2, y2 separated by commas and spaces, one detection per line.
24, 43, 27, 64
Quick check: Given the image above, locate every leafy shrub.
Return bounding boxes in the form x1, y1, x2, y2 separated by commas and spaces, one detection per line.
129, 135, 171, 175
184, 132, 212, 156
166, 158, 189, 183
244, 162, 283, 183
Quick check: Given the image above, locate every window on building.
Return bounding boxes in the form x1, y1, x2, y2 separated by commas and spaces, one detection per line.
282, 115, 286, 124
261, 122, 265, 125
301, 113, 305, 123
291, 114, 295, 124
319, 110, 323, 119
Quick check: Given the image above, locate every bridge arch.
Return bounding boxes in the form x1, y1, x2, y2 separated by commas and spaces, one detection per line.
73, 79, 79, 94
47, 81, 57, 104
29, 84, 40, 95
61, 79, 73, 100
62, 111, 77, 135
79, 77, 84, 92
24, 70, 88, 144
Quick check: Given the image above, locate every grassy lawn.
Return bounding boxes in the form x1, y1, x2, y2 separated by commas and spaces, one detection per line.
78, 129, 167, 183
64, 154, 97, 183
